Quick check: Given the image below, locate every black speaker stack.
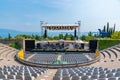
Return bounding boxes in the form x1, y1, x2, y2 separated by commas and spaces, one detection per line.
89, 40, 98, 52
25, 40, 35, 51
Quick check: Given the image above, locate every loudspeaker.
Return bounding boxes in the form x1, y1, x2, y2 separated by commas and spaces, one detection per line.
25, 40, 35, 51
37, 43, 40, 48
81, 43, 84, 49
89, 40, 98, 52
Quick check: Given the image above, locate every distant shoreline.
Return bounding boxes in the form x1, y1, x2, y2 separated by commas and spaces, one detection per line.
0, 29, 98, 38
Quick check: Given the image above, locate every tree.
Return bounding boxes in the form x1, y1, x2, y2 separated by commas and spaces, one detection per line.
113, 24, 116, 32
64, 33, 69, 40
101, 22, 115, 38
74, 29, 77, 38
15, 34, 33, 39
47, 36, 53, 40
15, 35, 25, 39
43, 29, 47, 38
103, 25, 106, 32
111, 31, 120, 39
59, 34, 63, 39
70, 34, 74, 40
53, 36, 59, 40
0, 35, 2, 39
32, 34, 35, 39
107, 22, 109, 32
85, 36, 93, 41
94, 33, 99, 38
109, 28, 112, 37
35, 35, 40, 40
88, 32, 92, 36
8, 33, 12, 40
80, 35, 86, 40
10, 41, 22, 49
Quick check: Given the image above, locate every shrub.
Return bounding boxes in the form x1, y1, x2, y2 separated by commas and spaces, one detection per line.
98, 39, 120, 50
111, 31, 120, 39
10, 41, 22, 49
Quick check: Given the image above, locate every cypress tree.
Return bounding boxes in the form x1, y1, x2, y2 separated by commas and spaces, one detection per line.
107, 22, 109, 32
0, 35, 2, 39
74, 29, 77, 38
59, 34, 63, 39
35, 35, 39, 40
113, 24, 116, 32
44, 29, 47, 38
103, 25, 106, 32
88, 32, 92, 36
8, 33, 12, 40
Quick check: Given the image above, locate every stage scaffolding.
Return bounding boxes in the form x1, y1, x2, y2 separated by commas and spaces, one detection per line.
40, 21, 81, 39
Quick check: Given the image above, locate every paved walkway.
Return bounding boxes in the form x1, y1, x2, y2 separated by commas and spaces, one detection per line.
85, 55, 92, 60
36, 69, 57, 80
57, 54, 62, 60
90, 60, 120, 69
26, 54, 36, 61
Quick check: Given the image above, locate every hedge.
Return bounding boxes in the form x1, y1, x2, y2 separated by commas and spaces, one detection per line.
98, 39, 120, 50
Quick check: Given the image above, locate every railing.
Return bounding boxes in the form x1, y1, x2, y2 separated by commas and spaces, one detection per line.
15, 51, 101, 69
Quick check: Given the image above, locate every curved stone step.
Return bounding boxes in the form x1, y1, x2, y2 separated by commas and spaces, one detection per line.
6, 50, 16, 59
0, 48, 8, 57
100, 52, 105, 59
101, 51, 110, 61
108, 49, 117, 59
113, 47, 120, 52
0, 49, 11, 58
111, 48, 120, 60
104, 50, 111, 58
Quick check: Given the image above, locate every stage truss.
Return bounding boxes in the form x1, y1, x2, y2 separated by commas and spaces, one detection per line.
40, 21, 81, 39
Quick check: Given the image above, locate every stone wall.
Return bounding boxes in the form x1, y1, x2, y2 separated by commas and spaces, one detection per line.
0, 39, 23, 47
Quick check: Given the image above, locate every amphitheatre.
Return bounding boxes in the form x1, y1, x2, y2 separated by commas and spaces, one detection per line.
0, 22, 120, 80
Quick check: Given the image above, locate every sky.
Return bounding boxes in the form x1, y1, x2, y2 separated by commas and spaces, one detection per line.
0, 0, 120, 32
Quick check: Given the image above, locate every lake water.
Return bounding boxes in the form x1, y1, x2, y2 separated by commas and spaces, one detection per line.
0, 31, 98, 38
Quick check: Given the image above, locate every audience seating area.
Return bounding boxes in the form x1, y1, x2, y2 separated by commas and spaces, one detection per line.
27, 53, 57, 64
0, 43, 120, 80
0, 65, 48, 80
53, 67, 120, 80
61, 53, 90, 64
25, 52, 95, 64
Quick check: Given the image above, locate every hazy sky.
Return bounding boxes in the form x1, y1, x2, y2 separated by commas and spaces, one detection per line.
0, 0, 120, 32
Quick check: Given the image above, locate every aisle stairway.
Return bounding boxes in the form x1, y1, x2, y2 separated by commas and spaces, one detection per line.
36, 69, 57, 80
90, 44, 120, 69
0, 43, 20, 67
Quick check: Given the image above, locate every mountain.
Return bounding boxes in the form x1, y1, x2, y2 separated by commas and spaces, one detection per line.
0, 29, 21, 33
0, 29, 40, 38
